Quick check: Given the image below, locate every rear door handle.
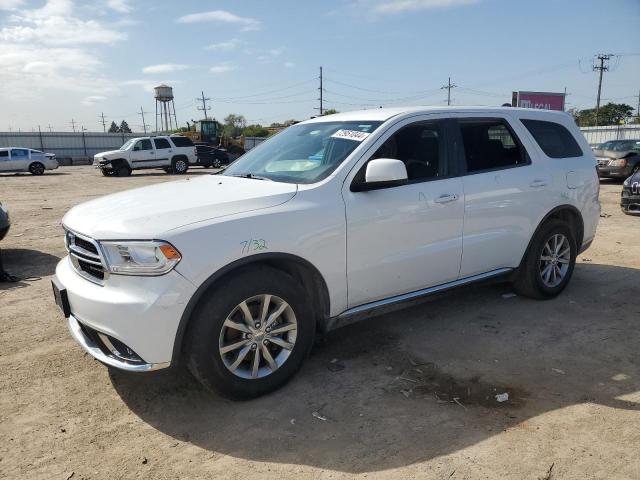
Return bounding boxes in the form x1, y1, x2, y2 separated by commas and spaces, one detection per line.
434, 193, 459, 204
529, 179, 548, 188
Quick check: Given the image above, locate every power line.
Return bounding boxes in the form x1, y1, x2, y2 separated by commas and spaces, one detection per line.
441, 77, 456, 106
593, 54, 614, 126
197, 91, 211, 120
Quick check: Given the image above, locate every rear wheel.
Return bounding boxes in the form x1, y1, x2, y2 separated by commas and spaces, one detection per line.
172, 157, 188, 174
186, 267, 315, 399
513, 219, 577, 299
29, 162, 45, 175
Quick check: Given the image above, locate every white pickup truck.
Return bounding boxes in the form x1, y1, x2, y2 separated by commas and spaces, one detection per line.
93, 135, 197, 176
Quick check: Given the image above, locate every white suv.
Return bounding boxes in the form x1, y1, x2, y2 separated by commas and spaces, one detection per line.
52, 107, 600, 398
93, 135, 197, 176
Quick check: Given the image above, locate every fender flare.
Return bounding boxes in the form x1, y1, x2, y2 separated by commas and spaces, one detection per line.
518, 204, 584, 268
171, 252, 330, 364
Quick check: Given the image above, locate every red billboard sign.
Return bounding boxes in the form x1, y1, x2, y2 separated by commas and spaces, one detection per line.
512, 91, 565, 111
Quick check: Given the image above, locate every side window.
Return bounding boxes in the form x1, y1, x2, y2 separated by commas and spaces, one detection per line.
370, 121, 446, 182
153, 138, 171, 149
170, 136, 194, 147
521, 119, 583, 158
458, 119, 528, 173
139, 139, 153, 150
11, 148, 29, 159
0, 150, 8, 160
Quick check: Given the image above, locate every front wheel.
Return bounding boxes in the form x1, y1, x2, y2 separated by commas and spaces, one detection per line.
29, 162, 45, 175
186, 267, 315, 398
513, 219, 577, 299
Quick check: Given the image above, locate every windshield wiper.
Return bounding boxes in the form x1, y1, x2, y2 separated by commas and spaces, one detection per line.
228, 173, 271, 181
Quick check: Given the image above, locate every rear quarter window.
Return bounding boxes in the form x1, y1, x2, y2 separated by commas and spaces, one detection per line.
521, 119, 583, 159
170, 136, 194, 147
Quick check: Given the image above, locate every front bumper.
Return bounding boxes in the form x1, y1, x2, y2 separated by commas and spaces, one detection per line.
56, 256, 197, 369
597, 165, 633, 178
621, 189, 640, 215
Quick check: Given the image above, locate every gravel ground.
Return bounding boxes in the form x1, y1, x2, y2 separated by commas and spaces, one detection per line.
1, 167, 638, 480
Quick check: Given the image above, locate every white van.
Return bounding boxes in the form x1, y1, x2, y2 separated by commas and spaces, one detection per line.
0, 148, 59, 175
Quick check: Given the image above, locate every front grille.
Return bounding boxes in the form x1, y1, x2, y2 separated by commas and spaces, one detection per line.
77, 320, 144, 364
64, 228, 108, 284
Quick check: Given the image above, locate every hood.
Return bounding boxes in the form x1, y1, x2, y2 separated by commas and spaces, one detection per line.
63, 175, 298, 239
593, 149, 635, 159
95, 149, 123, 158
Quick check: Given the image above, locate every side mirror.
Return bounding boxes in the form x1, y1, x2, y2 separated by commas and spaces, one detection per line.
352, 158, 408, 192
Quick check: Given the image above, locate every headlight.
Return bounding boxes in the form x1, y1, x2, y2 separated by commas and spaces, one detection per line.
609, 158, 627, 167
99, 240, 181, 276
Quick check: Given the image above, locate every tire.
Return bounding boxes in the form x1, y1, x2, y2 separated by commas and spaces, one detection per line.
213, 159, 221, 168
186, 267, 315, 399
172, 157, 188, 174
100, 169, 112, 177
163, 167, 173, 174
512, 219, 577, 299
115, 164, 131, 177
29, 162, 45, 175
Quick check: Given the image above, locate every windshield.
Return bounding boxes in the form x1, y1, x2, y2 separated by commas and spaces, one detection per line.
223, 121, 382, 184
611, 140, 640, 152
120, 139, 136, 150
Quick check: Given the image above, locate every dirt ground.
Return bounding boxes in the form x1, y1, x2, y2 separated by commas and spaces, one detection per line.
1, 166, 638, 480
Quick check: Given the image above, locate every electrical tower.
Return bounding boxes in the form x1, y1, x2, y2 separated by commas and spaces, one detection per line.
318, 66, 324, 115
138, 106, 150, 134
441, 77, 456, 106
99, 112, 107, 133
197, 91, 211, 120
593, 54, 614, 126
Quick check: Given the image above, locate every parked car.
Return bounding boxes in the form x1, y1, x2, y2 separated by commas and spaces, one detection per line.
0, 148, 58, 175
194, 144, 230, 168
93, 135, 197, 177
0, 201, 9, 241
52, 106, 600, 398
621, 169, 640, 215
593, 139, 640, 179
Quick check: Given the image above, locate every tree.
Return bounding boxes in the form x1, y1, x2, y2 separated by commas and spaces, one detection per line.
223, 114, 246, 138
573, 103, 634, 127
118, 120, 132, 133
322, 109, 339, 116
108, 121, 119, 133
243, 124, 270, 137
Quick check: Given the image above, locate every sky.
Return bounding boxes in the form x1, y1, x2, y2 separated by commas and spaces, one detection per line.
1, 0, 639, 132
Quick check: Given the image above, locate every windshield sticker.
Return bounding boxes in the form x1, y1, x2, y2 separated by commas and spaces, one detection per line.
331, 129, 371, 142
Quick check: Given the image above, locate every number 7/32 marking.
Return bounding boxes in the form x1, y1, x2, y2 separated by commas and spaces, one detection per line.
240, 238, 267, 254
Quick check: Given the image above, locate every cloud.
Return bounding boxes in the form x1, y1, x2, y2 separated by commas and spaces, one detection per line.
107, 0, 132, 13
83, 95, 107, 106
257, 47, 285, 63
371, 0, 479, 13
206, 38, 242, 51
121, 79, 181, 93
210, 63, 236, 75
177, 10, 261, 31
284, 61, 295, 68
0, 0, 24, 10
142, 63, 191, 74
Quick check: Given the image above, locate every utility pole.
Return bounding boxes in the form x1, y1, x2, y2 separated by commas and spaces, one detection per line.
593, 54, 614, 126
138, 106, 150, 134
99, 112, 107, 133
318, 66, 324, 115
441, 77, 456, 106
70, 118, 77, 133
47, 124, 53, 132
197, 91, 211, 120
636, 89, 640, 122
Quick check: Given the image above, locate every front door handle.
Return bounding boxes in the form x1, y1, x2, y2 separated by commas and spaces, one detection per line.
529, 179, 548, 188
150, 151, 155, 154
434, 193, 459, 204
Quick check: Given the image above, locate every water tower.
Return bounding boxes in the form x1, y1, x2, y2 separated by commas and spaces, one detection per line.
154, 84, 178, 132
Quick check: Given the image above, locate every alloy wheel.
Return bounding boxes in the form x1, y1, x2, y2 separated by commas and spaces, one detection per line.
539, 233, 570, 288
219, 294, 298, 379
